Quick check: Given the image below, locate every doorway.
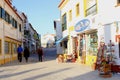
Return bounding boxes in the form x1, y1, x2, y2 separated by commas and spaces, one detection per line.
79, 38, 83, 57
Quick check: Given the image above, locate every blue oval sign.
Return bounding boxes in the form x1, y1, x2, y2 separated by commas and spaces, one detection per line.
75, 19, 90, 32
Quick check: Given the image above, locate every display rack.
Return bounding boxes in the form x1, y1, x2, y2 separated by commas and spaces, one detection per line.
98, 40, 114, 78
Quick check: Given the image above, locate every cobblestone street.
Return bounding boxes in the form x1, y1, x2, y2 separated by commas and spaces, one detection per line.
0, 48, 120, 80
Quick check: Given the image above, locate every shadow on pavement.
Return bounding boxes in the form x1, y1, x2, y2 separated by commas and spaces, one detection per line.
0, 67, 46, 79
64, 70, 120, 80
24, 67, 72, 80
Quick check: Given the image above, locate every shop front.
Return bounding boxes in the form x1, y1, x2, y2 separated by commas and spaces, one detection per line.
56, 36, 68, 62
68, 26, 78, 62
74, 19, 98, 65
85, 31, 98, 65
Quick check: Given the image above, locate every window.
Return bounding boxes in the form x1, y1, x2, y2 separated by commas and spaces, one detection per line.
54, 21, 56, 29
12, 18, 17, 28
5, 11, 10, 24
1, 8, 5, 19
13, 43, 17, 54
0, 40, 1, 54
4, 41, 10, 54
12, 18, 15, 27
87, 32, 98, 56
62, 13, 67, 31
64, 41, 67, 48
85, 0, 97, 16
76, 4, 80, 16
15, 20, 17, 28
19, 24, 22, 32
69, 10, 72, 21
0, 7, 1, 18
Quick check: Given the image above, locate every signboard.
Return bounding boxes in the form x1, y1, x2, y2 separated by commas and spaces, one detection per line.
75, 19, 90, 32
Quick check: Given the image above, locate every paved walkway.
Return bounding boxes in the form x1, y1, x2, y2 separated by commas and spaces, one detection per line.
0, 48, 120, 80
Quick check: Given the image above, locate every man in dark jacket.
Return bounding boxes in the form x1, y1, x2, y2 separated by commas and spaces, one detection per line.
24, 47, 30, 62
37, 47, 43, 62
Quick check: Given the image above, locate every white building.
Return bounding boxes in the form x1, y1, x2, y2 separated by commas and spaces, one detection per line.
58, 0, 120, 65
41, 33, 55, 48
54, 19, 63, 54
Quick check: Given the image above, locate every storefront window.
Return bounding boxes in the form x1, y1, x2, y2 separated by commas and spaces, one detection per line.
87, 32, 98, 56
79, 39, 83, 56
79, 35, 84, 57
4, 41, 10, 54
13, 43, 17, 54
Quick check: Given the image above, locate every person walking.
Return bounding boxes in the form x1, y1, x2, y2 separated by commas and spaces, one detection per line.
37, 47, 43, 62
17, 45, 23, 62
24, 47, 30, 62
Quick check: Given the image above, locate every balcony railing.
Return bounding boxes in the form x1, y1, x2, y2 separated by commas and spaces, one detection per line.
85, 4, 97, 16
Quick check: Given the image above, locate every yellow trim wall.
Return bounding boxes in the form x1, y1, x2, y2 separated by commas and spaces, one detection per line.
0, 37, 21, 65
0, 59, 4, 65
86, 55, 97, 66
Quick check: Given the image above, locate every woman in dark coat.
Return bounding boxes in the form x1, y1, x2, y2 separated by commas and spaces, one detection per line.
24, 47, 30, 62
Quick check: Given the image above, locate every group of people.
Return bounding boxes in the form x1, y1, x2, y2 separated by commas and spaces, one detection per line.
17, 45, 43, 62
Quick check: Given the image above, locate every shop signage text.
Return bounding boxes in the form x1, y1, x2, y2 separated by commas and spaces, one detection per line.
75, 19, 90, 32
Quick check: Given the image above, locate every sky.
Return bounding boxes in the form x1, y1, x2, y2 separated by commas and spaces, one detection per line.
12, 0, 61, 36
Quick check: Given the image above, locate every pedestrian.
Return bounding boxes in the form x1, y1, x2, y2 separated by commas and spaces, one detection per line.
37, 47, 43, 62
24, 47, 30, 62
17, 45, 23, 62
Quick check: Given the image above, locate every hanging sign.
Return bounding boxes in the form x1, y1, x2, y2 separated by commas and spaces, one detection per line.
75, 19, 90, 32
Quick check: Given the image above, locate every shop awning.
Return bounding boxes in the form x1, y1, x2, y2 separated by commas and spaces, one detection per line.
55, 36, 68, 44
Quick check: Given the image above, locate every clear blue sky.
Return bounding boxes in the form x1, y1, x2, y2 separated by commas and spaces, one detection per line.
12, 0, 61, 36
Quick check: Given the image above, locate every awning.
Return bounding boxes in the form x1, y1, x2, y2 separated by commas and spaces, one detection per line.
55, 36, 68, 44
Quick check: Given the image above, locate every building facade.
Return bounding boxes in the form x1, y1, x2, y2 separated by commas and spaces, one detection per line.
19, 12, 29, 49
54, 19, 63, 54
58, 0, 120, 65
20, 12, 40, 54
41, 33, 55, 48
0, 0, 23, 64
